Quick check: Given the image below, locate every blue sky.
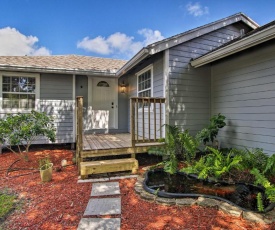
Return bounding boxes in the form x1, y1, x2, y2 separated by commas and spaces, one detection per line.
0, 0, 274, 60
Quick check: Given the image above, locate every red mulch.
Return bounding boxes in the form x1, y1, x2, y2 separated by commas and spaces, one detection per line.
0, 148, 274, 230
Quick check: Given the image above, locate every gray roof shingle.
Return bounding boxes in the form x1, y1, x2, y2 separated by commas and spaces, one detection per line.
0, 55, 127, 74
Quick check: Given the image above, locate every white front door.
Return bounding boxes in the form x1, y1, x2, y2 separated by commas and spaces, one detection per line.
90, 77, 118, 129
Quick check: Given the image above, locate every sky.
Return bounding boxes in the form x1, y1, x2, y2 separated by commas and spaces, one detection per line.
0, 0, 274, 60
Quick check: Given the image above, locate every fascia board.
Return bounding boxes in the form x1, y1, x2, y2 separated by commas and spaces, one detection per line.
0, 66, 117, 77
191, 25, 275, 68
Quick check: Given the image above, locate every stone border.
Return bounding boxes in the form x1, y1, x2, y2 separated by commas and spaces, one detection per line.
134, 176, 275, 224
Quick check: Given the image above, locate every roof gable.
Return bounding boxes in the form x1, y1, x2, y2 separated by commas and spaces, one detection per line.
191, 20, 275, 67
117, 13, 259, 76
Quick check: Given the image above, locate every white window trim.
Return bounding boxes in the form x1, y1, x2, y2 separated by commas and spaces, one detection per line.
136, 65, 153, 112
0, 71, 40, 113
136, 64, 153, 97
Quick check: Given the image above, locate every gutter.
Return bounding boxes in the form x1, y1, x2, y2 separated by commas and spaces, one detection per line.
191, 25, 275, 68
116, 48, 149, 77
0, 66, 117, 77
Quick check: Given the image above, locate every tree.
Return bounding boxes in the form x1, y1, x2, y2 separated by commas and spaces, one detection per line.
0, 111, 56, 161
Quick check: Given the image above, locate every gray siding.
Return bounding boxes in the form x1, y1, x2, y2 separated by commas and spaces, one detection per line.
124, 53, 165, 133
211, 40, 275, 155
40, 73, 74, 144
168, 24, 246, 135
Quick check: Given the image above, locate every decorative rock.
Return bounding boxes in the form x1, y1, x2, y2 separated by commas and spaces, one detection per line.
242, 211, 272, 224
134, 175, 275, 224
176, 198, 196, 206
134, 186, 143, 194
140, 191, 156, 201
219, 202, 242, 217
155, 197, 176, 206
196, 197, 220, 207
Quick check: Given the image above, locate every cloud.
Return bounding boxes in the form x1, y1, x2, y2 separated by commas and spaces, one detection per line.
0, 27, 51, 56
77, 29, 164, 58
186, 2, 209, 17
138, 29, 164, 46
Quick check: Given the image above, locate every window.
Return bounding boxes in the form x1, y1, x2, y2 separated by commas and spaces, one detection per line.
0, 72, 39, 110
137, 66, 152, 98
97, 81, 109, 87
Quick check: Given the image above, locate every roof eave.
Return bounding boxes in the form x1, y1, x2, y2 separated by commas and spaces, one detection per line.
116, 48, 149, 77
191, 25, 275, 68
146, 13, 259, 56
0, 66, 117, 77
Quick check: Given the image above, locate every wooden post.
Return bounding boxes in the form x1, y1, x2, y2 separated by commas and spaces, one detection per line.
148, 98, 151, 140
154, 98, 157, 141
130, 98, 135, 147
76, 96, 83, 172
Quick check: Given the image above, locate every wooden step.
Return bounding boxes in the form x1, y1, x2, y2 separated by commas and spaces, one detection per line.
80, 158, 139, 179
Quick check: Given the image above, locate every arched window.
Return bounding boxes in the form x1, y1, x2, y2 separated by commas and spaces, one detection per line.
97, 81, 109, 87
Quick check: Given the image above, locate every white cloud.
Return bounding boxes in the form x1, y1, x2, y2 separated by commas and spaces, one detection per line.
77, 29, 164, 58
0, 27, 51, 56
138, 29, 164, 46
186, 2, 209, 17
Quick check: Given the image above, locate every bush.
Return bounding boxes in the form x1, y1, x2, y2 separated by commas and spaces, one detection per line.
0, 111, 56, 161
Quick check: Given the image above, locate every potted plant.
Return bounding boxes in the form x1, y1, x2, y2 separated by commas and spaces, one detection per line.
39, 156, 53, 182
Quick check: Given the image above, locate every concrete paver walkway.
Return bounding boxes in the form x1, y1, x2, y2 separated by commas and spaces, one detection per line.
84, 197, 121, 215
78, 181, 121, 230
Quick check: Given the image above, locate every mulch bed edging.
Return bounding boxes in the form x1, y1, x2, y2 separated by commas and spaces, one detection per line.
134, 175, 275, 225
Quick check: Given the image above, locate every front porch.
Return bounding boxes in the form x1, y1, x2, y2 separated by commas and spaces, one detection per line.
76, 96, 166, 178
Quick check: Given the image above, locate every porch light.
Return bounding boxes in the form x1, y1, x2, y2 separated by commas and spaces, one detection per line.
120, 81, 126, 94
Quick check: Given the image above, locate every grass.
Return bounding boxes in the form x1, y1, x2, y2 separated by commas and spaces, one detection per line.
0, 191, 16, 221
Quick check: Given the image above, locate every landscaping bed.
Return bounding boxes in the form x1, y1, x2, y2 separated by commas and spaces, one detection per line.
0, 147, 273, 229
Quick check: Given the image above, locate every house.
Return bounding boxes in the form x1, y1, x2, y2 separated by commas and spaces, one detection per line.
0, 12, 275, 156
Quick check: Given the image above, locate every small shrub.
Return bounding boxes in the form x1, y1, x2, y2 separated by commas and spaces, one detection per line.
0, 110, 56, 161
196, 113, 226, 145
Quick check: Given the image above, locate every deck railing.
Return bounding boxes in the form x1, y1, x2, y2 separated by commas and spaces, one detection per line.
76, 96, 83, 168
130, 97, 165, 147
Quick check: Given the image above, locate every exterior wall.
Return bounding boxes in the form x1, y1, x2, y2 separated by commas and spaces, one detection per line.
211, 40, 275, 155
168, 24, 249, 135
122, 52, 165, 135
40, 73, 74, 144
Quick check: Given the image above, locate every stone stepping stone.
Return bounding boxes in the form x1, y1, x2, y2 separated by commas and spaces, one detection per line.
91, 182, 120, 196
77, 218, 120, 230
84, 197, 121, 216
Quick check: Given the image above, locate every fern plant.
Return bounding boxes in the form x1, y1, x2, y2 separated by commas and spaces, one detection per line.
178, 130, 200, 164
181, 147, 243, 181
250, 168, 275, 211
148, 125, 182, 174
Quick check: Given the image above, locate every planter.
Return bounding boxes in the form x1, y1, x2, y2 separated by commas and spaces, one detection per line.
40, 163, 53, 182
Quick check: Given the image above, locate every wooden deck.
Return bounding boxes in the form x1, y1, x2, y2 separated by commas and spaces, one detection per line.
81, 133, 164, 158
76, 96, 165, 177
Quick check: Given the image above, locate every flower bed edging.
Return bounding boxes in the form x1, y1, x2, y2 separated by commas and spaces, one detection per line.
134, 175, 275, 224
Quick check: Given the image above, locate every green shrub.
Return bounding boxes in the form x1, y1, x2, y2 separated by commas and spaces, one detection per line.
0, 111, 56, 161
181, 147, 243, 180
196, 113, 226, 145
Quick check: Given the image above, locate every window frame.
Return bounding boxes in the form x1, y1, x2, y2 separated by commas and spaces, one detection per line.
136, 65, 153, 98
0, 71, 40, 113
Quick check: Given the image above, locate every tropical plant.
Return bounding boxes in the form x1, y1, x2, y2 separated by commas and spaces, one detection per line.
196, 113, 226, 145
250, 168, 275, 211
178, 130, 200, 164
0, 111, 56, 161
181, 147, 243, 181
148, 125, 183, 174
232, 148, 269, 172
